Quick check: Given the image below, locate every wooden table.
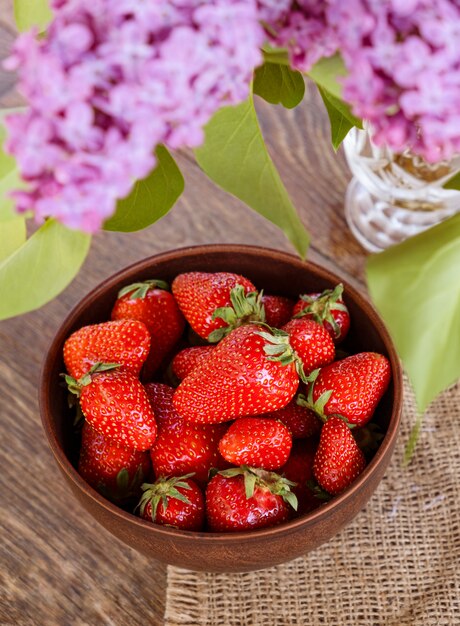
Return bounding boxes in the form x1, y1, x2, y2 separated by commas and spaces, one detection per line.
0, 15, 368, 625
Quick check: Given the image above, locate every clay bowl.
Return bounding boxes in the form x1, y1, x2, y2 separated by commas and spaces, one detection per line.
40, 244, 403, 573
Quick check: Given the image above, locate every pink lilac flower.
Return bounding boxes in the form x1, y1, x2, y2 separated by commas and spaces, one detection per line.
4, 0, 263, 232
264, 0, 460, 162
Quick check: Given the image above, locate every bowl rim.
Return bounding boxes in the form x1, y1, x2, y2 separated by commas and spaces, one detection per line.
39, 243, 403, 543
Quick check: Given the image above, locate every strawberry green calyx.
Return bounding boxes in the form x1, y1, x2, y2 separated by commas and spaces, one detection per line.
296, 368, 332, 422
98, 465, 147, 502
256, 325, 317, 384
208, 285, 265, 343
306, 479, 332, 502
257, 326, 296, 365
297, 374, 354, 428
353, 423, 384, 455
136, 474, 194, 523
117, 279, 170, 300
63, 362, 121, 397
218, 466, 298, 511
294, 283, 347, 338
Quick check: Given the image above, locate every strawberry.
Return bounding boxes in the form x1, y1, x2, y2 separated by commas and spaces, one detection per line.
171, 345, 215, 381
173, 324, 299, 424
137, 474, 205, 531
144, 382, 178, 430
280, 439, 322, 514
261, 295, 294, 328
64, 320, 150, 380
293, 284, 350, 344
302, 352, 391, 428
313, 416, 366, 495
206, 467, 297, 532
111, 279, 185, 379
218, 417, 292, 470
282, 318, 335, 376
171, 272, 258, 341
78, 421, 150, 503
264, 395, 321, 439
66, 363, 157, 451
148, 386, 228, 483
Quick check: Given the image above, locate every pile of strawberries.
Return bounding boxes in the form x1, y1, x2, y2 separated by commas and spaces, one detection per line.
63, 271, 391, 533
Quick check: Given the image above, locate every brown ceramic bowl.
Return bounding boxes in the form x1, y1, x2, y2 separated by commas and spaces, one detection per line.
40, 244, 403, 573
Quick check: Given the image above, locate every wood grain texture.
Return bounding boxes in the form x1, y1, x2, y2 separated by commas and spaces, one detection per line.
0, 13, 369, 624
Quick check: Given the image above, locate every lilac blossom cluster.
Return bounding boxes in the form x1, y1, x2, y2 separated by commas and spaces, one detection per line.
265, 0, 460, 162
4, 0, 263, 232
5, 0, 460, 233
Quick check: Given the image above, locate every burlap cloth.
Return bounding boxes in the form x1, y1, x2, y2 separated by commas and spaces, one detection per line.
164, 380, 460, 626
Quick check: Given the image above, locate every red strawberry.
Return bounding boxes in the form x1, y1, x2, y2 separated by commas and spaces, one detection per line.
293, 284, 350, 344
261, 295, 294, 328
308, 352, 391, 427
64, 320, 150, 380
148, 388, 228, 483
78, 421, 150, 503
143, 382, 179, 430
137, 474, 205, 531
280, 439, 321, 514
206, 467, 297, 532
264, 395, 321, 439
111, 279, 185, 379
173, 324, 299, 424
218, 417, 292, 470
171, 272, 258, 341
313, 416, 366, 495
282, 318, 335, 375
66, 364, 157, 451
171, 345, 215, 381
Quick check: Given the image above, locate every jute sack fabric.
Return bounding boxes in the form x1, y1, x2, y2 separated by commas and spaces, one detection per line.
164, 381, 460, 626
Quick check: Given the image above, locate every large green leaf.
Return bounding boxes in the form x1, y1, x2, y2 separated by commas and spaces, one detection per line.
104, 145, 184, 232
366, 213, 460, 413
318, 86, 360, 151
307, 54, 347, 99
14, 0, 53, 32
443, 171, 460, 191
254, 62, 305, 109
0, 219, 91, 321
194, 95, 309, 257
0, 218, 26, 262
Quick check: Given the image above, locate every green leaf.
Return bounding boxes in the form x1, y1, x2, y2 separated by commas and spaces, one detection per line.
194, 95, 309, 257
0, 124, 16, 179
0, 219, 91, 321
14, 0, 53, 32
443, 171, 460, 191
307, 54, 347, 99
261, 45, 290, 66
0, 218, 26, 262
253, 62, 305, 109
0, 121, 29, 223
318, 87, 355, 151
103, 145, 184, 232
366, 213, 460, 413
0, 168, 26, 222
